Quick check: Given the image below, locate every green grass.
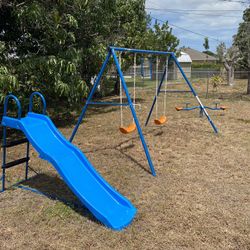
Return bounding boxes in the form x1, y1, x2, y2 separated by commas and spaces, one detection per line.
43, 202, 75, 219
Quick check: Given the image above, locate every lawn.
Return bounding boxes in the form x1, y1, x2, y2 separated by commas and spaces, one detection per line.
0, 79, 249, 249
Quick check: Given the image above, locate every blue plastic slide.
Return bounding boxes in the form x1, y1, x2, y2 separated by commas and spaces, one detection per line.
2, 112, 136, 230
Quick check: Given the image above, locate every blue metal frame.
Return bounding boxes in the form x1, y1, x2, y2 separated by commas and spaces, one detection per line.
110, 47, 174, 56
3, 94, 22, 119
1, 126, 7, 192
29, 91, 47, 114
70, 50, 112, 142
1, 92, 47, 192
1, 94, 22, 192
145, 52, 218, 133
70, 47, 157, 176
111, 49, 156, 176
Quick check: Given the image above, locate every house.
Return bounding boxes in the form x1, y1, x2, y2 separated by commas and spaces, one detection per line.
182, 48, 217, 63
171, 52, 192, 80
124, 51, 193, 81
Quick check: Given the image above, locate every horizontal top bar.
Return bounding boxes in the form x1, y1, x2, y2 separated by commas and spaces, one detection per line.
110, 47, 175, 56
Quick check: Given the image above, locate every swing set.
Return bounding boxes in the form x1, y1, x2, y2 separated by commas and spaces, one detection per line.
70, 46, 218, 177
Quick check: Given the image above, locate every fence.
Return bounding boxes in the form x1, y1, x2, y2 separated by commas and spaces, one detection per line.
123, 68, 249, 81
191, 69, 249, 80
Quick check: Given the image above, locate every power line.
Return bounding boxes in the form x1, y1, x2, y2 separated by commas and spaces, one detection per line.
151, 16, 221, 42
219, 0, 250, 3
146, 7, 244, 12
146, 8, 242, 17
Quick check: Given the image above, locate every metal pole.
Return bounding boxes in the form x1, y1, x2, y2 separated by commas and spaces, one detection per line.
70, 51, 112, 142
1, 127, 7, 192
25, 142, 30, 180
206, 72, 209, 99
110, 46, 174, 56
111, 49, 156, 176
150, 58, 153, 80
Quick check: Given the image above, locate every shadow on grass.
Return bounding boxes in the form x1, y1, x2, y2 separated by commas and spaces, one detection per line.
116, 148, 152, 175
84, 127, 163, 176
84, 141, 152, 175
19, 173, 100, 226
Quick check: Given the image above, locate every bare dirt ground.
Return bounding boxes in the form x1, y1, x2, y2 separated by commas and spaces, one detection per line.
0, 79, 249, 249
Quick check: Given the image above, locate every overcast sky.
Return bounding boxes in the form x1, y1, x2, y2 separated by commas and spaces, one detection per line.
145, 0, 248, 52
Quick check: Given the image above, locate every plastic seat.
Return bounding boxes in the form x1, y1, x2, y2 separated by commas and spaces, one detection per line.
154, 116, 167, 125
175, 107, 183, 111
219, 106, 227, 110
119, 123, 136, 134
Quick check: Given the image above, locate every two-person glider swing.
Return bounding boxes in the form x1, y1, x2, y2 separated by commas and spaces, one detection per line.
145, 52, 218, 134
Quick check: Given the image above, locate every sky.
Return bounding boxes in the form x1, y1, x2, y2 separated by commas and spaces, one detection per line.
145, 0, 249, 52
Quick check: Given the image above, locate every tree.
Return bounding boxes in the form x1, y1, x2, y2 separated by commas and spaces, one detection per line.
142, 21, 179, 52
223, 46, 240, 86
0, 0, 180, 105
203, 37, 210, 62
139, 21, 179, 80
216, 42, 239, 86
0, 0, 150, 105
216, 42, 227, 63
234, 7, 250, 94
203, 37, 210, 51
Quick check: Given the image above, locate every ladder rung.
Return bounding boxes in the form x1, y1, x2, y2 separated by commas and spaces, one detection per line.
2, 138, 28, 148
2, 157, 30, 169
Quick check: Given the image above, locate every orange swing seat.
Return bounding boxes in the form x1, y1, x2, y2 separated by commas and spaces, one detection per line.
175, 107, 183, 111
154, 115, 167, 125
219, 106, 227, 110
119, 123, 136, 134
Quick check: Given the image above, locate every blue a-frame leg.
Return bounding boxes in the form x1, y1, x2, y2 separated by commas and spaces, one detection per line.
70, 51, 112, 142
70, 48, 156, 176
145, 54, 218, 133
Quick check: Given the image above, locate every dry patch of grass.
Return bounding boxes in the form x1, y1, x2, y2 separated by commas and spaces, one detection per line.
0, 79, 250, 249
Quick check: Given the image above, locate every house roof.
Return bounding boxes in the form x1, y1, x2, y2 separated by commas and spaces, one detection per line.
182, 48, 217, 61
177, 52, 192, 63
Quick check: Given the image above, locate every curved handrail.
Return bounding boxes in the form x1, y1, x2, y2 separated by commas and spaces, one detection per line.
29, 92, 46, 114
3, 94, 22, 119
